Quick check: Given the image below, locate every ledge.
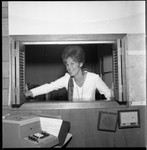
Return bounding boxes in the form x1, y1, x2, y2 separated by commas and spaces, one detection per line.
18, 100, 127, 110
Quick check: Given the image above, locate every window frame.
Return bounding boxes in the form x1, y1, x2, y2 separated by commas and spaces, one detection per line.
10, 34, 128, 109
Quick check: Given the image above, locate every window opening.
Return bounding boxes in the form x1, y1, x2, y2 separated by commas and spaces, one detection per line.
10, 34, 127, 106
24, 44, 113, 102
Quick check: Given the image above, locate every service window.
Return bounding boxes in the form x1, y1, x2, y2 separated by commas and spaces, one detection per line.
10, 34, 128, 107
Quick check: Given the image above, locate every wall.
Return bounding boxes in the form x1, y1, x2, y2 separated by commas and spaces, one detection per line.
8, 1, 145, 34
2, 1, 10, 105
126, 34, 146, 105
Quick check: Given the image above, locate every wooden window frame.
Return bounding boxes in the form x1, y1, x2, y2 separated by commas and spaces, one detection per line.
10, 34, 129, 109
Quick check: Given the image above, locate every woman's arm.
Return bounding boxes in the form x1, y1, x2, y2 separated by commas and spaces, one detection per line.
96, 75, 112, 100
25, 73, 70, 97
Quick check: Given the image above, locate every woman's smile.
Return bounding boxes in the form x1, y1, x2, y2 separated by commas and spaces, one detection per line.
65, 57, 81, 77
67, 66, 77, 76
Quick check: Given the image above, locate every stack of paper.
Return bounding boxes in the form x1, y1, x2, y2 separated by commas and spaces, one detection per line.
39, 117, 63, 137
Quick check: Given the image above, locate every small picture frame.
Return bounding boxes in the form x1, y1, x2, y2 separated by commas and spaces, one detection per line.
118, 110, 140, 129
97, 111, 118, 132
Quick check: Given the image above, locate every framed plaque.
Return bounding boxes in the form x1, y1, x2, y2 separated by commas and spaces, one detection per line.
118, 110, 140, 129
97, 111, 118, 132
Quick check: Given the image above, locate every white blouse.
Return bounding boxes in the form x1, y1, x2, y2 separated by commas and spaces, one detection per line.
30, 71, 111, 101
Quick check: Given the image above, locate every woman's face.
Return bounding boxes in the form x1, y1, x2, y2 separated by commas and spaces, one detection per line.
65, 57, 82, 77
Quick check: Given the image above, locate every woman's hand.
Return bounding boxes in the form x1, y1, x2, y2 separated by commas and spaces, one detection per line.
110, 84, 114, 100
24, 84, 33, 97
106, 84, 114, 101
25, 91, 33, 97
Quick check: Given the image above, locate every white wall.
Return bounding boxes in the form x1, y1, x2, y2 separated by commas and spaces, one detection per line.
8, 1, 145, 35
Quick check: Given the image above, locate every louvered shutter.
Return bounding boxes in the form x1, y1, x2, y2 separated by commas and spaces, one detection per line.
112, 39, 123, 102
19, 42, 26, 104
112, 38, 127, 102
13, 41, 26, 105
11, 38, 16, 105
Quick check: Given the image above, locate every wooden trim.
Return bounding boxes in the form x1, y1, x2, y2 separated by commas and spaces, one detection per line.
121, 37, 127, 103
117, 39, 123, 102
19, 101, 127, 110
123, 35, 130, 107
10, 38, 16, 105
10, 34, 126, 42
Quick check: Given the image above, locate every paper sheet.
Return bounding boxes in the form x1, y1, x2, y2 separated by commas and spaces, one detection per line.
39, 117, 63, 137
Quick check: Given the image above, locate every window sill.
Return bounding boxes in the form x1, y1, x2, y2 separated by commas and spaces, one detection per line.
19, 100, 127, 110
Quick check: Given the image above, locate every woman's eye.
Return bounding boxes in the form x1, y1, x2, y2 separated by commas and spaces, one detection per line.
65, 62, 75, 68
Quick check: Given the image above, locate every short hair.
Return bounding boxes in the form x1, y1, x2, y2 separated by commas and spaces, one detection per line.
62, 46, 85, 65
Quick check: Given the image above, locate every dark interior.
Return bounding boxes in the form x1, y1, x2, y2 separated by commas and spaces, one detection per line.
25, 44, 113, 101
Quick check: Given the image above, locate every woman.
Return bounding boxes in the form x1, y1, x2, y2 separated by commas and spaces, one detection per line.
25, 45, 113, 101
